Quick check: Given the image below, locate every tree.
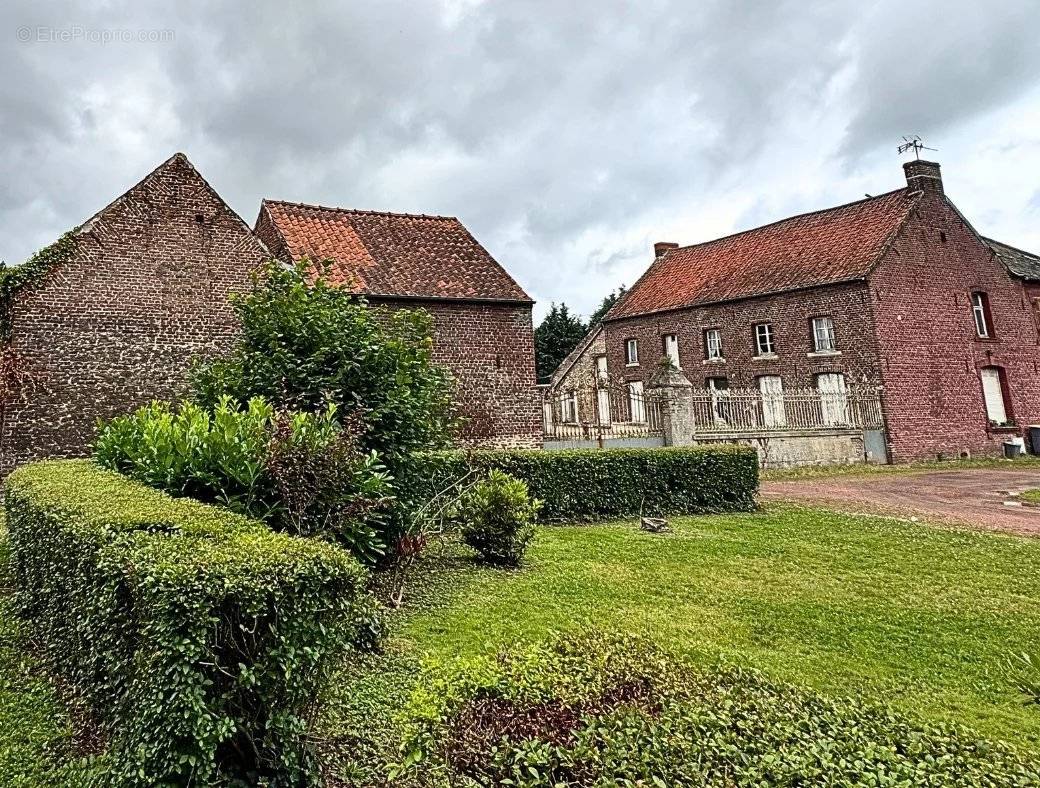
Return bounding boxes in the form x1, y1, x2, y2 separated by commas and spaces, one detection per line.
191, 260, 457, 470
587, 285, 627, 327
534, 303, 587, 383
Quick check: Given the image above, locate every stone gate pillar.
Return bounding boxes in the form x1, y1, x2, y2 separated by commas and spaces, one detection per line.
647, 363, 695, 446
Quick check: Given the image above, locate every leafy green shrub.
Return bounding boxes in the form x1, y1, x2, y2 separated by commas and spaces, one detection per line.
94, 396, 392, 563
396, 630, 1040, 787
400, 445, 759, 522
191, 261, 456, 469
459, 470, 540, 566
4, 460, 374, 786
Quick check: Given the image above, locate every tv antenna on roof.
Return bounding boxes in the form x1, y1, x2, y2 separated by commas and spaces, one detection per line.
898, 135, 937, 160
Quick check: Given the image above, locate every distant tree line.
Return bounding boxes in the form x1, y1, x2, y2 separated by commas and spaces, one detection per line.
534, 286, 625, 383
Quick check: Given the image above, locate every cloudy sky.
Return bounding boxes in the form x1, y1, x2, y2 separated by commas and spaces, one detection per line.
3, 0, 1039, 320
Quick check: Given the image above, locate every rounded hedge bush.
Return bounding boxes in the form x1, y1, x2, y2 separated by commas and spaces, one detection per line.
396, 630, 1040, 787
459, 470, 540, 566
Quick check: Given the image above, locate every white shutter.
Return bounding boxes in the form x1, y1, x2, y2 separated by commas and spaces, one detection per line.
628, 381, 646, 422
816, 373, 848, 425
664, 334, 680, 368
759, 375, 786, 428
981, 368, 1007, 423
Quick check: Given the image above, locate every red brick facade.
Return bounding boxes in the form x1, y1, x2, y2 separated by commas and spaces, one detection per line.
604, 281, 880, 392
603, 161, 1040, 463
0, 154, 269, 476
868, 181, 1040, 461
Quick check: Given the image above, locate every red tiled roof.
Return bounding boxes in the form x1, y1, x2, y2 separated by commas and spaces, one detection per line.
257, 200, 531, 303
607, 188, 920, 320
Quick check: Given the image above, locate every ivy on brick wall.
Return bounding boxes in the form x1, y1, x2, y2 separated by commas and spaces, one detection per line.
0, 230, 77, 417
0, 230, 78, 340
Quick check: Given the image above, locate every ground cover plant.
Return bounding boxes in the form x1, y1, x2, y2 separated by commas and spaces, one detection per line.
319, 503, 1040, 783
761, 454, 1040, 482
4, 461, 374, 786
1021, 488, 1040, 505
394, 630, 1040, 786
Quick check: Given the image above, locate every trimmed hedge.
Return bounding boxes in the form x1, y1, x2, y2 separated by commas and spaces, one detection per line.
401, 446, 758, 521
4, 460, 372, 786
397, 630, 1040, 786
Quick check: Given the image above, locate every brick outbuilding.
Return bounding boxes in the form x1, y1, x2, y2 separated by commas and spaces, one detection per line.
601, 160, 1040, 463
254, 199, 541, 447
0, 153, 269, 476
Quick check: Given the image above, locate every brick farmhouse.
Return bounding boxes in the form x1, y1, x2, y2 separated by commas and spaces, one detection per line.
599, 160, 1040, 463
0, 154, 540, 476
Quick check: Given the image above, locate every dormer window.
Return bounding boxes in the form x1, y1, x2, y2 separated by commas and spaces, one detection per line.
971, 292, 993, 338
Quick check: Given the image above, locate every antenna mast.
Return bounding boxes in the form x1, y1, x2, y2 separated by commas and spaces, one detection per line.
898, 135, 937, 160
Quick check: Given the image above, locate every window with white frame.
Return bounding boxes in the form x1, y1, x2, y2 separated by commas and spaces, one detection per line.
662, 333, 680, 368
625, 338, 639, 365
704, 328, 723, 360
628, 380, 646, 422
971, 292, 992, 338
811, 316, 836, 353
815, 372, 848, 425
981, 366, 1011, 424
754, 323, 775, 356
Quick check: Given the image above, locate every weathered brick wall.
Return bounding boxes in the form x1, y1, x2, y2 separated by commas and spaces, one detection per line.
868, 192, 1040, 462
373, 297, 542, 448
602, 281, 881, 392
0, 154, 269, 476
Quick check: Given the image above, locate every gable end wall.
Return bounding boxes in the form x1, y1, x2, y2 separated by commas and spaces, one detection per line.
0, 158, 269, 476
868, 193, 1040, 461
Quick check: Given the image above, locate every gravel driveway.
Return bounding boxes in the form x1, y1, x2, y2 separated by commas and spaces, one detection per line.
762, 469, 1040, 535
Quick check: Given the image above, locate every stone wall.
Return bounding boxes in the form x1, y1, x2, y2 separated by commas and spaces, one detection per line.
0, 154, 269, 477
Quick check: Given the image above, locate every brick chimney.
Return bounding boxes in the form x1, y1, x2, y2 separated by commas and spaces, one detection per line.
654, 241, 679, 258
903, 160, 943, 194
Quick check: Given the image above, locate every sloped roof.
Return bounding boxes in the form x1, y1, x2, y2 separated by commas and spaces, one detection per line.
986, 237, 1040, 282
607, 188, 920, 320
257, 200, 532, 303
549, 323, 603, 388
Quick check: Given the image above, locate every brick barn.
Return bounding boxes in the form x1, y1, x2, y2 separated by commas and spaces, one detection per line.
596, 160, 1040, 463
254, 199, 541, 447
0, 154, 540, 476
0, 153, 269, 477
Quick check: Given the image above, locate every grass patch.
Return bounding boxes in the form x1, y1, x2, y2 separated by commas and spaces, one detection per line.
1021, 489, 1040, 505
762, 455, 1040, 482
322, 504, 1040, 782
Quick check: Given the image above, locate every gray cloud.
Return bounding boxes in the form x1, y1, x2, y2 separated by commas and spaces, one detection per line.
1, 0, 1038, 319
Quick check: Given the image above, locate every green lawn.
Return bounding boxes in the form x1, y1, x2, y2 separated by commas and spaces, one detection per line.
322, 503, 1040, 781
7, 503, 1040, 784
